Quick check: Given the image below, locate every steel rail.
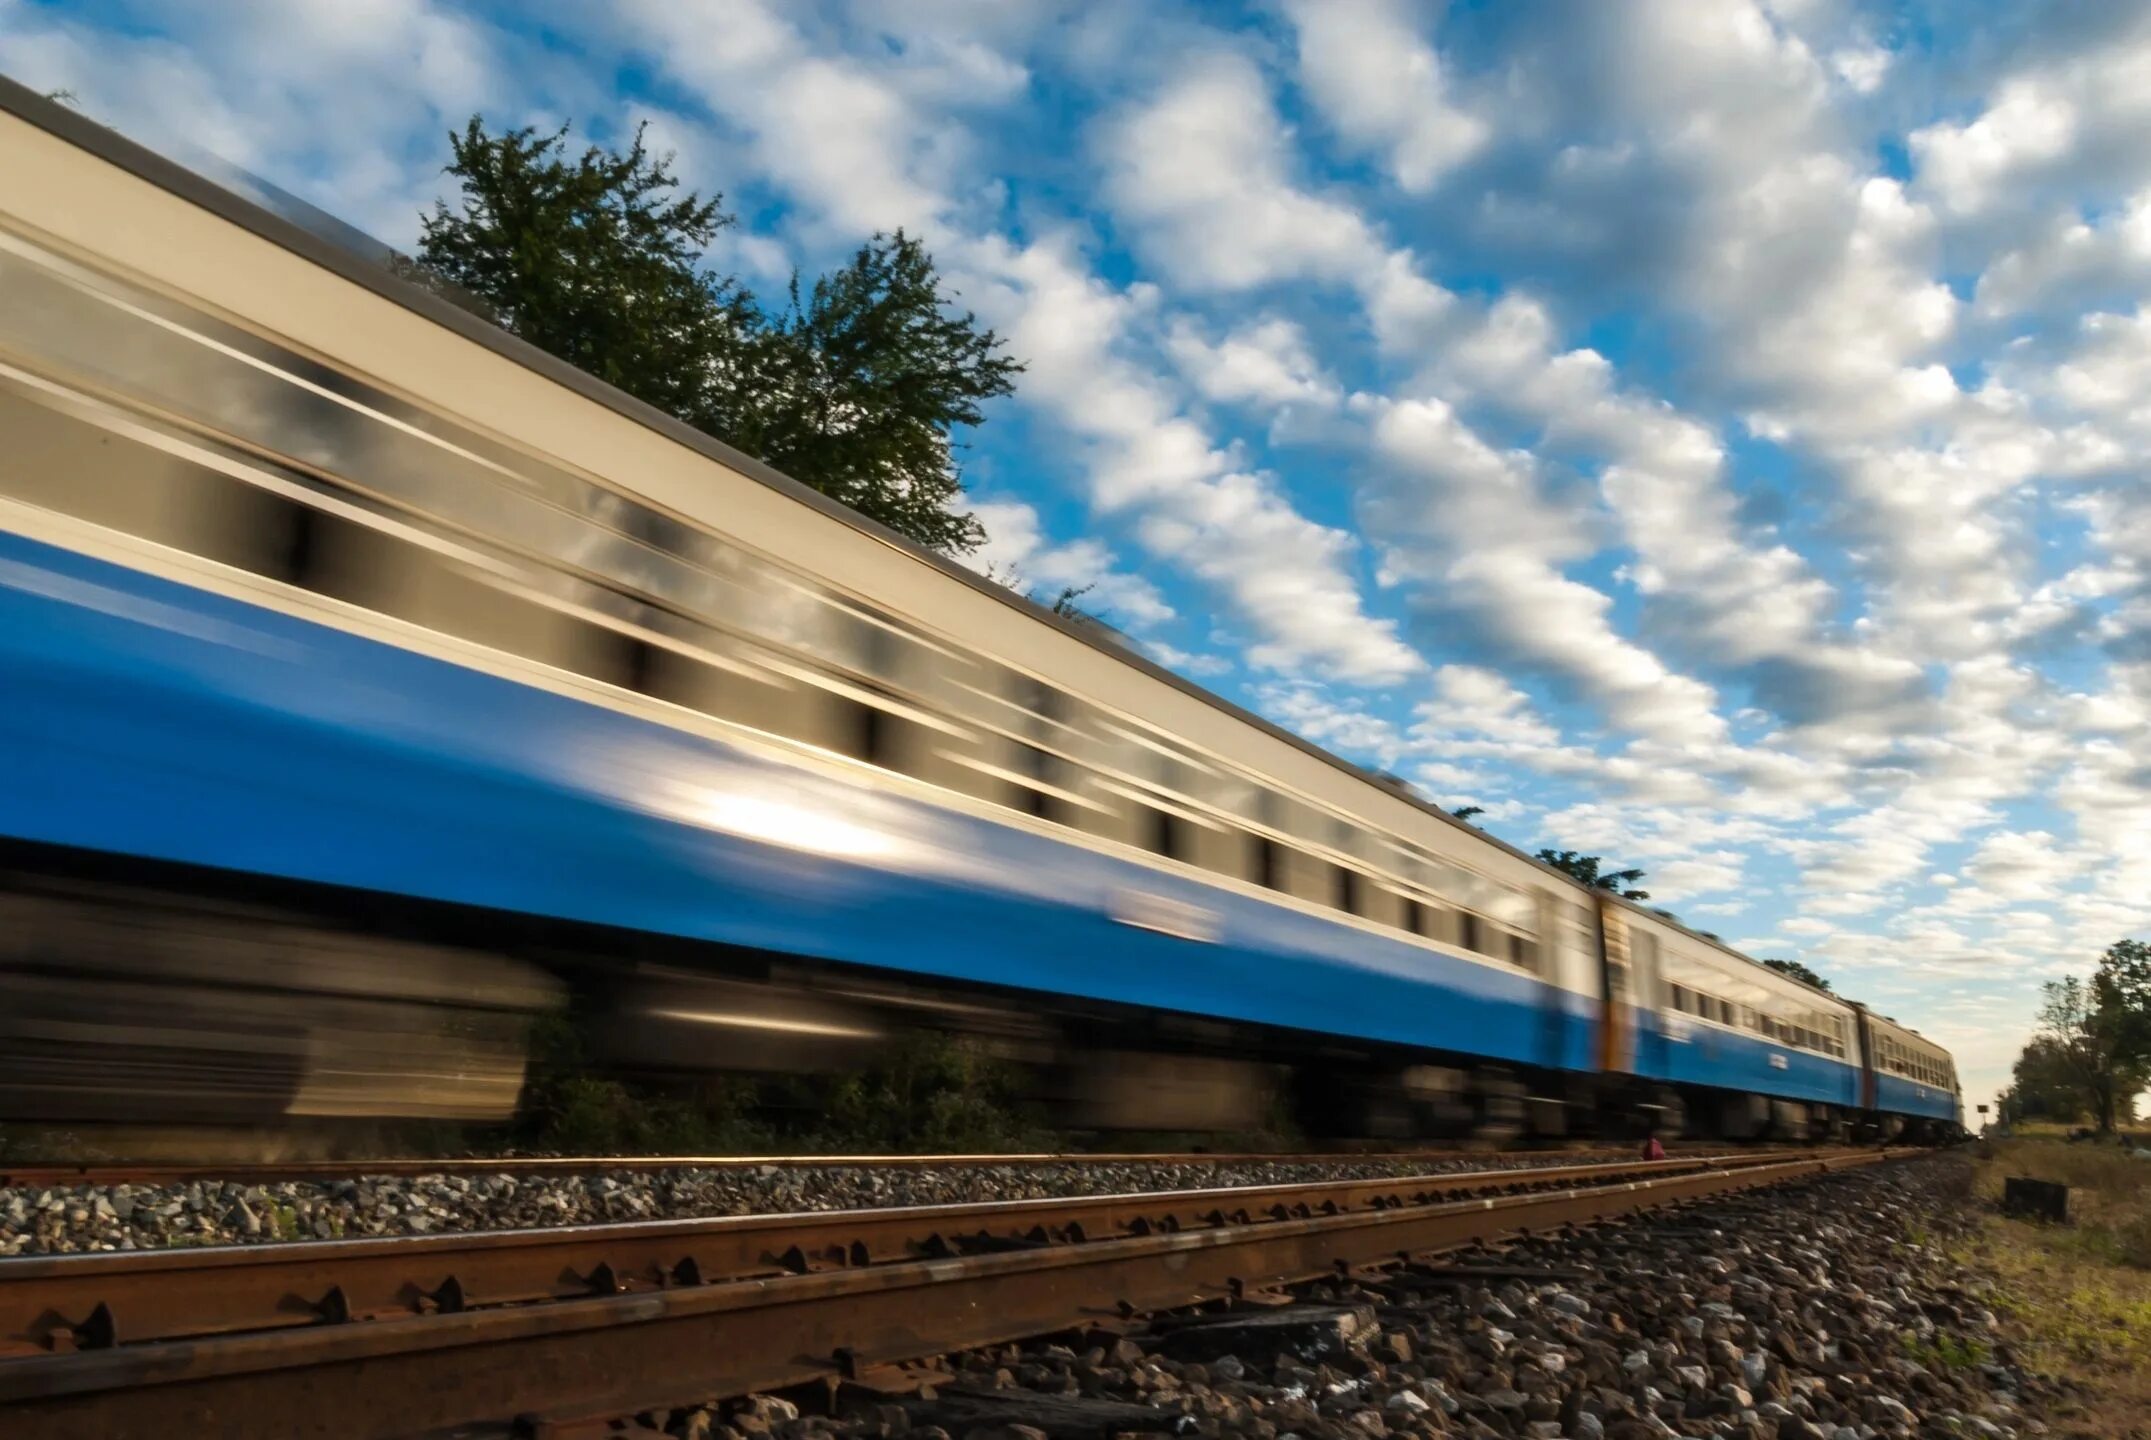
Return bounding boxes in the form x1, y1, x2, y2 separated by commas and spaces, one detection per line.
0, 1140, 1735, 1189
0, 1152, 1799, 1356
0, 1149, 1902, 1438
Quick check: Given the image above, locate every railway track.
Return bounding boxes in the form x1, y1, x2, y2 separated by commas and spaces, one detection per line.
0, 1138, 1741, 1190
0, 1146, 1904, 1438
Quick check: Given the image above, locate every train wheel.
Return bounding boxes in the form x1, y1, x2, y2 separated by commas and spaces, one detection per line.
1473, 1071, 1526, 1142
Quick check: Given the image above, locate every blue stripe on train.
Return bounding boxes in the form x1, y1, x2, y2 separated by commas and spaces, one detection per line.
0, 530, 1603, 1074
1874, 1071, 1958, 1123
0, 532, 1969, 1122
1634, 1015, 1862, 1109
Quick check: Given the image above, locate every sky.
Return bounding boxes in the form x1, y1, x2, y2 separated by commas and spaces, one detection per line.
7, 0, 2151, 1112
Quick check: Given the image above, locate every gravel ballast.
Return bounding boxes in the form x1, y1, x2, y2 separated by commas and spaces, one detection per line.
658, 1153, 2051, 1440
2, 1149, 1674, 1255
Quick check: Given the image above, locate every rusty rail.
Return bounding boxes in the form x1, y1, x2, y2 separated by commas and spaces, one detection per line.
0, 1148, 1903, 1438
0, 1152, 1793, 1355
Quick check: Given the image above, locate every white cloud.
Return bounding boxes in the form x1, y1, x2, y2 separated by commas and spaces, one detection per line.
1906, 14, 2151, 235
1164, 316, 1342, 411
1830, 45, 1890, 94
1912, 78, 2082, 218
1972, 192, 2151, 319
1405, 4, 2058, 687
1282, 0, 1488, 193
1650, 854, 1747, 899
1415, 666, 1561, 747
1369, 396, 1730, 748
965, 499, 1050, 577
1955, 826, 2084, 908
837, 0, 1037, 109
1409, 290, 1922, 726
965, 500, 1175, 631
1097, 51, 1383, 291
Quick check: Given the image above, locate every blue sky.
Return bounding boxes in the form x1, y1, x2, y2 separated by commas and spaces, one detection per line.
9, 0, 2151, 1110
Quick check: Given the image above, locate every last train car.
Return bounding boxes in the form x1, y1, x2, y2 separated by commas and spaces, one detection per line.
1859, 1010, 1962, 1139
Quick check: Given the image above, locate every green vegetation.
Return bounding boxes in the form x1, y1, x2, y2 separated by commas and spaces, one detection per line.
416, 118, 1021, 556
1899, 1329, 1990, 1372
267, 1201, 302, 1242
769, 1032, 1050, 1153
514, 1008, 770, 1156
1997, 940, 2151, 1134
1759, 957, 1832, 992
513, 1010, 1050, 1156
2004, 1038, 2113, 1125
1958, 1139, 2151, 1435
1532, 849, 1649, 901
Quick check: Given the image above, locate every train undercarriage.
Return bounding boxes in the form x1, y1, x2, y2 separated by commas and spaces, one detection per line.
0, 845, 1949, 1154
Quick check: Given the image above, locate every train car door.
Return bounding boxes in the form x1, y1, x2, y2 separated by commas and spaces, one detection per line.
1851, 1002, 1877, 1112
1630, 929, 1667, 1074
1596, 898, 1638, 1073
1536, 889, 1573, 1071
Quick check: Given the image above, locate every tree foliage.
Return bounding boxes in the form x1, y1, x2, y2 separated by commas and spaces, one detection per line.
1760, 957, 1832, 992
419, 119, 756, 423
1535, 849, 1650, 901
2031, 973, 2149, 1135
1046, 581, 1098, 618
1999, 1035, 2108, 1125
1449, 805, 1485, 823
714, 233, 1020, 553
417, 118, 1019, 555
1997, 938, 2151, 1134
2096, 937, 2151, 1073
983, 564, 1103, 628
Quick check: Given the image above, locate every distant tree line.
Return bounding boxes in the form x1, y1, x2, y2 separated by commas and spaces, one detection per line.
1997, 940, 2151, 1134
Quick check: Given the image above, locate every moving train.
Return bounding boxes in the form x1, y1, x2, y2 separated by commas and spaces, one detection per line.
0, 82, 1961, 1143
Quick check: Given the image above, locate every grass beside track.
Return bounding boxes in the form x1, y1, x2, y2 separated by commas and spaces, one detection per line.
1956, 1138, 2151, 1439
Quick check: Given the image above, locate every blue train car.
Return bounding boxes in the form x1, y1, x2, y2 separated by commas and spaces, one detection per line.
0, 79, 1958, 1142
1862, 1011, 1962, 1133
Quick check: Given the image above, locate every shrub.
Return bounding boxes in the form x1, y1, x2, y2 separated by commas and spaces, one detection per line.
779, 1032, 1050, 1153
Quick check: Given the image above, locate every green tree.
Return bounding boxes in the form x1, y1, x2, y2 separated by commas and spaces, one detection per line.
1535, 849, 1649, 901
419, 119, 758, 425
1046, 581, 1098, 619
418, 119, 1018, 555
985, 564, 1103, 628
1449, 805, 1485, 823
2000, 1035, 2099, 1125
2034, 974, 2148, 1135
717, 233, 1020, 555
1760, 957, 1832, 992
2093, 937, 2151, 1074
